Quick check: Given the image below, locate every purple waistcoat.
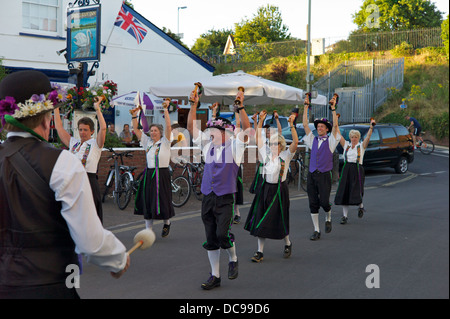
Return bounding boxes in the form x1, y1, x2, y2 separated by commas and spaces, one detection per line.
309, 136, 333, 173
201, 141, 239, 196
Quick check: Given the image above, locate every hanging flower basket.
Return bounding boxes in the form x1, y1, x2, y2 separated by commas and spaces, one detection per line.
61, 80, 118, 115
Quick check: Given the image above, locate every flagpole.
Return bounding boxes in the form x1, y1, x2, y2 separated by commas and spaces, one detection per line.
102, 1, 124, 53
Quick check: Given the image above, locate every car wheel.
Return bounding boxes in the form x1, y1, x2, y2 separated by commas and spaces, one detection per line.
395, 156, 408, 174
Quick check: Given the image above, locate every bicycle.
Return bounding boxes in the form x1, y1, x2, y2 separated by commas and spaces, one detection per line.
102, 148, 136, 210
287, 150, 309, 192
177, 158, 204, 201
170, 165, 191, 207
416, 132, 435, 155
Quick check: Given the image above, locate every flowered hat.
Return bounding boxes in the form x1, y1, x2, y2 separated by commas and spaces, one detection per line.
206, 117, 235, 132
314, 117, 332, 132
0, 70, 66, 128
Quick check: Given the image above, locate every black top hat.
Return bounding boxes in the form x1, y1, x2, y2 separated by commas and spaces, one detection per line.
0, 70, 52, 104
314, 117, 332, 132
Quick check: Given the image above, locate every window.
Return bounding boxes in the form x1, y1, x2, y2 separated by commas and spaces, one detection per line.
22, 0, 59, 33
394, 126, 411, 143
367, 128, 380, 146
379, 127, 397, 144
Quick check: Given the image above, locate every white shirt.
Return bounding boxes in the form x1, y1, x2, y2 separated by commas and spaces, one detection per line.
69, 137, 102, 174
343, 141, 365, 165
6, 132, 127, 273
141, 134, 171, 168
259, 147, 296, 183
303, 131, 341, 153
193, 130, 247, 166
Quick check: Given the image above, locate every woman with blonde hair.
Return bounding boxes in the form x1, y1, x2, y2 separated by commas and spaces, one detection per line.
244, 110, 298, 262
335, 119, 375, 224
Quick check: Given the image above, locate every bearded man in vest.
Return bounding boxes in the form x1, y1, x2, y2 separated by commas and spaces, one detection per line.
188, 90, 250, 290
0, 71, 129, 299
302, 95, 341, 241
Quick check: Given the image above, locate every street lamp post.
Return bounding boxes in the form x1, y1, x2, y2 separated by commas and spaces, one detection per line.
177, 6, 187, 38
306, 0, 311, 93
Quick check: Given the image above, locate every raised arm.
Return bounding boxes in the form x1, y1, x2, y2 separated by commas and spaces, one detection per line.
163, 99, 172, 141
187, 91, 200, 141
94, 97, 107, 148
288, 114, 298, 153
130, 107, 142, 141
330, 96, 339, 139
274, 111, 282, 135
256, 110, 267, 150
236, 90, 250, 133
53, 107, 72, 147
363, 118, 376, 149
302, 96, 312, 136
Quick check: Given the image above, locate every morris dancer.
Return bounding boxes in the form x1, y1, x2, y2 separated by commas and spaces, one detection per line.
335, 118, 375, 224
131, 99, 174, 238
0, 71, 128, 299
244, 110, 298, 262
303, 95, 341, 240
54, 95, 106, 223
188, 90, 250, 290
248, 112, 282, 195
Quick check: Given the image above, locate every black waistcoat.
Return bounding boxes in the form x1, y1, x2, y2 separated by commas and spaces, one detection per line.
0, 137, 78, 286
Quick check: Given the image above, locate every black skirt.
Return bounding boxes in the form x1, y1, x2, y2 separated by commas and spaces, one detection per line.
134, 168, 175, 220
334, 162, 365, 206
235, 165, 244, 205
249, 162, 264, 194
87, 173, 103, 223
244, 181, 290, 240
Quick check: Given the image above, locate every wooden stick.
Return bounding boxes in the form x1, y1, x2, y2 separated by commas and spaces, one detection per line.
127, 240, 143, 255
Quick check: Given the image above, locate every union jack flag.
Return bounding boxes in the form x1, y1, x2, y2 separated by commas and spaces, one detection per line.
114, 4, 148, 44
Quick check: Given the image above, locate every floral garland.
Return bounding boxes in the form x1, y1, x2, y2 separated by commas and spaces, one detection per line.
0, 83, 67, 127
206, 118, 235, 131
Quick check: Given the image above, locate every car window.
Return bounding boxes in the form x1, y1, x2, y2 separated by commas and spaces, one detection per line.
367, 128, 380, 146
394, 126, 411, 143
265, 117, 288, 130
379, 127, 398, 144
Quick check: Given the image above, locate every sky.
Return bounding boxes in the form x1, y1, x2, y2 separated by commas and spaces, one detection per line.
130, 0, 449, 49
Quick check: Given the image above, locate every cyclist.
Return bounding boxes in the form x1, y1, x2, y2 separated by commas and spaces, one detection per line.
405, 115, 422, 149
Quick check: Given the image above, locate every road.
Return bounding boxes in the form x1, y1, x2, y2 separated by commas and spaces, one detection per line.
77, 147, 449, 301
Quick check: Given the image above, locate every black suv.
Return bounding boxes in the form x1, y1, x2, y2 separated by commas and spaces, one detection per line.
337, 123, 414, 174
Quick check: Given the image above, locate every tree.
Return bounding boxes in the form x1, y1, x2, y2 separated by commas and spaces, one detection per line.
442, 15, 449, 58
161, 27, 189, 50
352, 0, 443, 33
234, 5, 291, 44
191, 28, 233, 56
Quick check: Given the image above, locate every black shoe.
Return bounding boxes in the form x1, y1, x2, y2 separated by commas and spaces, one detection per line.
325, 220, 332, 233
251, 251, 264, 263
358, 207, 365, 218
310, 231, 321, 241
228, 261, 239, 280
162, 224, 171, 237
233, 215, 241, 224
340, 216, 348, 224
201, 275, 221, 290
283, 244, 292, 258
